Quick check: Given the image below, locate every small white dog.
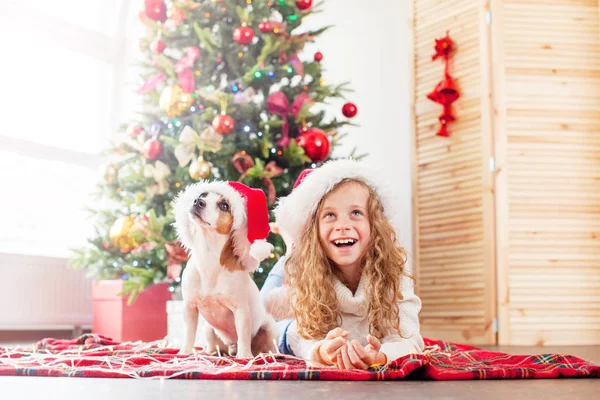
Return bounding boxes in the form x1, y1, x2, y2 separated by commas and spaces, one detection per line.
173, 180, 278, 358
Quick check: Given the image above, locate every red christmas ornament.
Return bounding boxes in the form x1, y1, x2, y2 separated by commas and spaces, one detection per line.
258, 21, 273, 33
427, 75, 459, 105
427, 32, 459, 137
233, 26, 255, 45
143, 138, 163, 160
314, 51, 323, 62
149, 39, 166, 54
296, 0, 313, 11
297, 128, 330, 162
212, 114, 235, 135
432, 31, 454, 61
342, 102, 358, 118
436, 105, 455, 137
144, 0, 166, 22
126, 124, 144, 137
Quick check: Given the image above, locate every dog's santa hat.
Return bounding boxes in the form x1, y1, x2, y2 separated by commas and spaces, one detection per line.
227, 181, 273, 262
173, 180, 273, 269
275, 158, 400, 245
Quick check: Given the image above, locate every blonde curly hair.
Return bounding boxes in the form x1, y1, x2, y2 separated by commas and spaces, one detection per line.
284, 179, 411, 340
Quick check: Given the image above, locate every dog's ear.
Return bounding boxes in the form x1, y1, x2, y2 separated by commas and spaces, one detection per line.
172, 188, 196, 250
220, 236, 244, 272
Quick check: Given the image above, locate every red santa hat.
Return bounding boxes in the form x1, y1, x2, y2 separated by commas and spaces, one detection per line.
292, 168, 314, 189
226, 181, 273, 262
275, 159, 401, 245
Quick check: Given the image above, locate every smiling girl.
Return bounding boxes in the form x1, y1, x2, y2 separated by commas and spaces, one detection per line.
271, 159, 424, 369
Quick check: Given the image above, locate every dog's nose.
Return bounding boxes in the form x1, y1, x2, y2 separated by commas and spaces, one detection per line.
193, 197, 206, 209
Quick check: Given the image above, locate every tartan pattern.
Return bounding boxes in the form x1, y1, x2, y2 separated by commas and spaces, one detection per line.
0, 334, 597, 380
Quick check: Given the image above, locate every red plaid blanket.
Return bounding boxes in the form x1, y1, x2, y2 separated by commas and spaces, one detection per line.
0, 334, 597, 380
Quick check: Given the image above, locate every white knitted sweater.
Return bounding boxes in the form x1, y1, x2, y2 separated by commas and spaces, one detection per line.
285, 272, 424, 365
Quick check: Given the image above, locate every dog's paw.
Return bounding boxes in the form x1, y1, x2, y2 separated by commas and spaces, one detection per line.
178, 347, 194, 356
227, 343, 237, 356
236, 350, 253, 359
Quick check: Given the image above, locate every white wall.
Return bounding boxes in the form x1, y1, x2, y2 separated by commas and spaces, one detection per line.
302, 0, 414, 263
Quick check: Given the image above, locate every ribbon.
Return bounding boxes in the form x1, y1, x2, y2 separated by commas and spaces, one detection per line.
232, 151, 254, 180
130, 240, 188, 280
266, 91, 313, 147
270, 21, 287, 35
432, 31, 453, 61
262, 161, 284, 205
168, 8, 185, 25
144, 160, 171, 196
175, 47, 200, 93
165, 240, 189, 280
232, 153, 283, 205
131, 241, 158, 254
233, 87, 256, 105
175, 126, 222, 167
197, 87, 224, 105
288, 53, 304, 77
137, 73, 166, 94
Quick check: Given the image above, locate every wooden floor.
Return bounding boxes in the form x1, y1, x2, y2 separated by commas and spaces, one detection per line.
1, 343, 598, 399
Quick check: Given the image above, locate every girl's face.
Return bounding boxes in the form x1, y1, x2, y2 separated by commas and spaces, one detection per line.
318, 182, 371, 278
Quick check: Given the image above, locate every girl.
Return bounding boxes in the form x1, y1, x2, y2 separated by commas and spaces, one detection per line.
267, 159, 424, 369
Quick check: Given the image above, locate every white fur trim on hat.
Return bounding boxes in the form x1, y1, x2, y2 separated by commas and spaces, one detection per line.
274, 159, 400, 245
249, 239, 274, 262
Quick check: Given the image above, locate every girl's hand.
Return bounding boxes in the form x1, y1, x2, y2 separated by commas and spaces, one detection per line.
335, 335, 387, 370
317, 328, 349, 365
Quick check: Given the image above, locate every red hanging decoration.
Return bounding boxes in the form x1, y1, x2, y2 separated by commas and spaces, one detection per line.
342, 102, 358, 118
233, 26, 255, 45
427, 32, 459, 137
143, 138, 163, 160
212, 114, 235, 135
296, 0, 313, 11
297, 128, 330, 162
144, 0, 167, 23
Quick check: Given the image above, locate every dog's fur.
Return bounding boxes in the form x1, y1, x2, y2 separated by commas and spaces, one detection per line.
174, 182, 278, 358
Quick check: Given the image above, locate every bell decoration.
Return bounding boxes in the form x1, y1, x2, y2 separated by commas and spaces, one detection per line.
436, 105, 455, 137
427, 74, 459, 105
427, 31, 459, 137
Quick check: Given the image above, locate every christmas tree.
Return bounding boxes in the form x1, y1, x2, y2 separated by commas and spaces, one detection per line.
70, 0, 360, 302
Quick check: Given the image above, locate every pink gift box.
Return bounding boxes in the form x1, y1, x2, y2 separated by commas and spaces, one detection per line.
91, 280, 172, 342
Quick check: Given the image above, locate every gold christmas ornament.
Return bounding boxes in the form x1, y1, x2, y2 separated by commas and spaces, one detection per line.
109, 216, 141, 253
159, 84, 194, 117
103, 164, 118, 184
189, 157, 211, 180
